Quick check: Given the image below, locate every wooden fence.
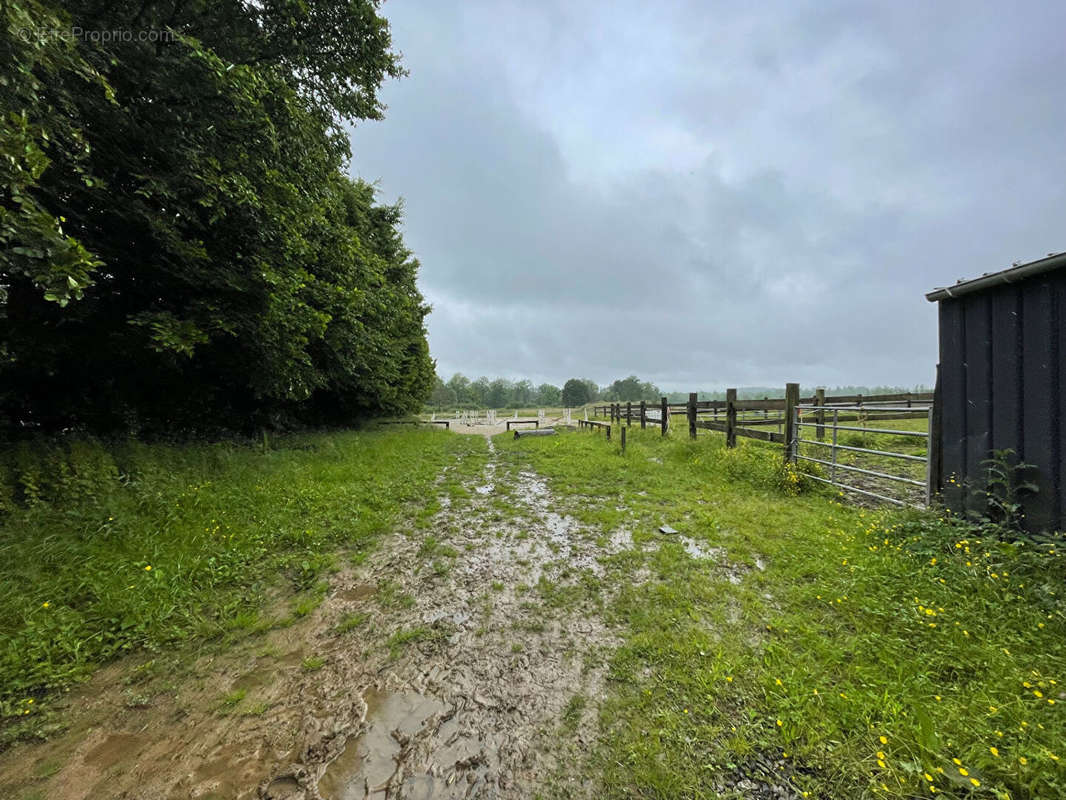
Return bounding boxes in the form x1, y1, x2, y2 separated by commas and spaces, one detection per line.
591, 388, 934, 460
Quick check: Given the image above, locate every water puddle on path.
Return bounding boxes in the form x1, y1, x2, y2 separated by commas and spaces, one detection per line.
317, 688, 484, 799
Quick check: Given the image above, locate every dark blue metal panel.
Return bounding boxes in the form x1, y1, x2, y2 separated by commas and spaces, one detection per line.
1020, 280, 1055, 530
963, 292, 993, 517
936, 268, 1066, 533
938, 299, 968, 512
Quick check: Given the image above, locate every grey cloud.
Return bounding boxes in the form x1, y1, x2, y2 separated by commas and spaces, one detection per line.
349, 0, 1065, 390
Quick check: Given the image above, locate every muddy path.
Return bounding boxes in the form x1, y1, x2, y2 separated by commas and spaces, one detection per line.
0, 437, 624, 800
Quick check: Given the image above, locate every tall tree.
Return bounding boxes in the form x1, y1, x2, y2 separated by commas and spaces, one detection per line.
536, 383, 561, 406
561, 378, 591, 408
1, 0, 432, 433
446, 374, 471, 405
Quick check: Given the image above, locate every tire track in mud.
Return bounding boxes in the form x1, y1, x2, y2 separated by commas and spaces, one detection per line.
1, 438, 623, 800
266, 437, 622, 800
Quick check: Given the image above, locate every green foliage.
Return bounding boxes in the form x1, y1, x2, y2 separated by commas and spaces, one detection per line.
0, 1, 110, 308
0, 0, 431, 433
604, 375, 662, 403
561, 378, 593, 408
0, 428, 484, 740
970, 449, 1039, 532
431, 374, 564, 410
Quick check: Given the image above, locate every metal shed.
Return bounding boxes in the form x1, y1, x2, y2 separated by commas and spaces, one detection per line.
926, 252, 1066, 533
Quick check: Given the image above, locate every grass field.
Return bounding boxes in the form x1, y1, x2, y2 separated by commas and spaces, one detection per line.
0, 429, 486, 745
497, 425, 1066, 799
1, 422, 1063, 798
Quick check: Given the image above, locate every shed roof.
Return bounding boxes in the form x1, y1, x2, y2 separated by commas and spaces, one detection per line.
925, 251, 1066, 302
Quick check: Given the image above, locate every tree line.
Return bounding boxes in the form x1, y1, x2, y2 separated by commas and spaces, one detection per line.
428, 374, 663, 410
429, 375, 932, 410
1, 0, 433, 436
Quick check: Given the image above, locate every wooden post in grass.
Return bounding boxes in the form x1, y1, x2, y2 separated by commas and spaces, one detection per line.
687, 392, 697, 439
815, 387, 826, 441
784, 382, 800, 462
660, 396, 668, 437
606, 423, 611, 442
620, 426, 626, 454
626, 401, 632, 427
725, 388, 737, 448
640, 400, 646, 429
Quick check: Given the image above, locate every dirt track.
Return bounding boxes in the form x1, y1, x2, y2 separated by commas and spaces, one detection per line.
0, 434, 619, 800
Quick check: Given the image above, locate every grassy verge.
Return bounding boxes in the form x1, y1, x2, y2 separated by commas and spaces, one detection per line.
497, 426, 1066, 799
0, 428, 486, 744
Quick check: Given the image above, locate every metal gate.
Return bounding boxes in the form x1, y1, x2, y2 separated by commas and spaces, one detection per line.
791, 402, 933, 508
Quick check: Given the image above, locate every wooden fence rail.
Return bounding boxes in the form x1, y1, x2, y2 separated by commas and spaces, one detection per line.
589, 387, 932, 461
593, 391, 931, 418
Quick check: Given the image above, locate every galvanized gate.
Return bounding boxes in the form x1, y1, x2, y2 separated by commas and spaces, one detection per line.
791, 401, 933, 508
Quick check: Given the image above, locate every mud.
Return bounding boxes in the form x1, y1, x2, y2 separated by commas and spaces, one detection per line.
0, 436, 621, 800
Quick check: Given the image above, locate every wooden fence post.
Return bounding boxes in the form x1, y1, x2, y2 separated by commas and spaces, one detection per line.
784, 382, 799, 462
640, 400, 646, 429
626, 401, 632, 427
660, 396, 668, 437
687, 392, 697, 439
815, 387, 825, 441
621, 426, 626, 454
725, 388, 737, 448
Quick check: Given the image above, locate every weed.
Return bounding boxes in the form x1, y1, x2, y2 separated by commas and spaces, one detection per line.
386, 627, 429, 659
244, 701, 270, 716
376, 579, 416, 610
301, 656, 325, 671
334, 612, 369, 634
217, 689, 246, 711
562, 694, 586, 730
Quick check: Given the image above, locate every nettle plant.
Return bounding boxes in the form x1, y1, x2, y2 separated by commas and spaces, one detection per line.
968, 448, 1039, 533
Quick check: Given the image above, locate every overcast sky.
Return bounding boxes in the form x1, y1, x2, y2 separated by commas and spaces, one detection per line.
348, 0, 1066, 391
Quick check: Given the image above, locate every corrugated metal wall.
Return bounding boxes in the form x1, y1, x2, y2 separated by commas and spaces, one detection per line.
936, 271, 1065, 532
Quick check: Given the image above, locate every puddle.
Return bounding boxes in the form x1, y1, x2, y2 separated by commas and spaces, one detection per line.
338, 584, 376, 602
84, 733, 144, 768
233, 665, 275, 693
676, 536, 726, 561
317, 689, 447, 799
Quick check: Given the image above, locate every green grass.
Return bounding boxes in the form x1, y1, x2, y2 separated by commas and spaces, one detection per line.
334, 611, 370, 634
217, 688, 246, 711
386, 626, 430, 659
497, 425, 1066, 799
0, 428, 487, 743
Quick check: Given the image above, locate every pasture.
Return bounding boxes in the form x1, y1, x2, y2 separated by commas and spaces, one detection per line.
0, 426, 1063, 799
